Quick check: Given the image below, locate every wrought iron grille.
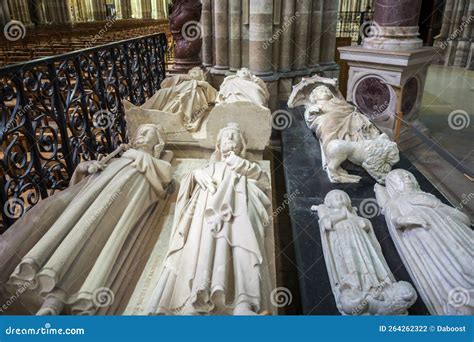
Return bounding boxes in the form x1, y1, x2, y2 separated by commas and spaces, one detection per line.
337, 10, 374, 44
0, 33, 167, 231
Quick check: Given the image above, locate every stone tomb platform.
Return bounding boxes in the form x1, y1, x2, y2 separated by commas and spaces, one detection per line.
125, 158, 277, 315
280, 105, 451, 315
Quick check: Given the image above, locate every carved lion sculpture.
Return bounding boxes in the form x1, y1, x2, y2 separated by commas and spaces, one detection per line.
339, 281, 417, 315
325, 134, 400, 184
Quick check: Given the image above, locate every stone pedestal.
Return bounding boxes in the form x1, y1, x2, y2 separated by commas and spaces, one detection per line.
339, 46, 436, 135
340, 0, 436, 137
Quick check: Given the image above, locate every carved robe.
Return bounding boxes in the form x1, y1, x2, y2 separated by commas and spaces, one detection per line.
142, 79, 217, 132
306, 98, 380, 152
379, 190, 474, 315
5, 150, 172, 314
321, 208, 394, 293
147, 154, 272, 315
217, 76, 269, 107
317, 202, 416, 315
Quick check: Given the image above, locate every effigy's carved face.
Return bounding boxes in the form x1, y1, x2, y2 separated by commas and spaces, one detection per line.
219, 128, 243, 156
133, 125, 161, 150
188, 67, 204, 81
237, 68, 252, 80
311, 86, 334, 103
325, 190, 351, 209
386, 169, 419, 194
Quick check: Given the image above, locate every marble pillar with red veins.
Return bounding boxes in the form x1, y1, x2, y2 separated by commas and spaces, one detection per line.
373, 0, 423, 27
169, 0, 203, 72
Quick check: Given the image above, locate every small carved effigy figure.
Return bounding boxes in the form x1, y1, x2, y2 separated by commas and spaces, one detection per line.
129, 67, 217, 132
313, 190, 417, 315
217, 68, 270, 107
375, 169, 474, 315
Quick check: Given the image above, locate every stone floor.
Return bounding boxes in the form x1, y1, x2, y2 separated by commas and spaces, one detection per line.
400, 64, 474, 220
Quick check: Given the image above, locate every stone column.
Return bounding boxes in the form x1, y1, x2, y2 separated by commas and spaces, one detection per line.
229, 0, 241, 71
319, 0, 339, 64
308, 0, 323, 69
8, 0, 32, 24
91, 0, 107, 21
454, 0, 473, 67
213, 0, 229, 72
434, 0, 454, 64
49, 0, 67, 23
120, 0, 132, 19
43, 0, 55, 22
58, 0, 72, 23
364, 0, 423, 50
201, 0, 213, 67
249, 0, 273, 76
241, 0, 249, 67
292, 0, 310, 71
438, 0, 455, 41
0, 0, 11, 26
142, 0, 152, 19
278, 0, 295, 73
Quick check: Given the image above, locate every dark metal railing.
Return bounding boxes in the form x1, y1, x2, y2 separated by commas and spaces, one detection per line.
0, 33, 167, 231
337, 10, 374, 44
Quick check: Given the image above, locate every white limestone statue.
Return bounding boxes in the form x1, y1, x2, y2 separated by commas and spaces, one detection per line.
160, 67, 207, 88
326, 134, 400, 184
313, 190, 417, 315
6, 124, 174, 315
216, 68, 270, 107
125, 67, 217, 132
146, 123, 273, 315
375, 169, 474, 315
287, 76, 399, 184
